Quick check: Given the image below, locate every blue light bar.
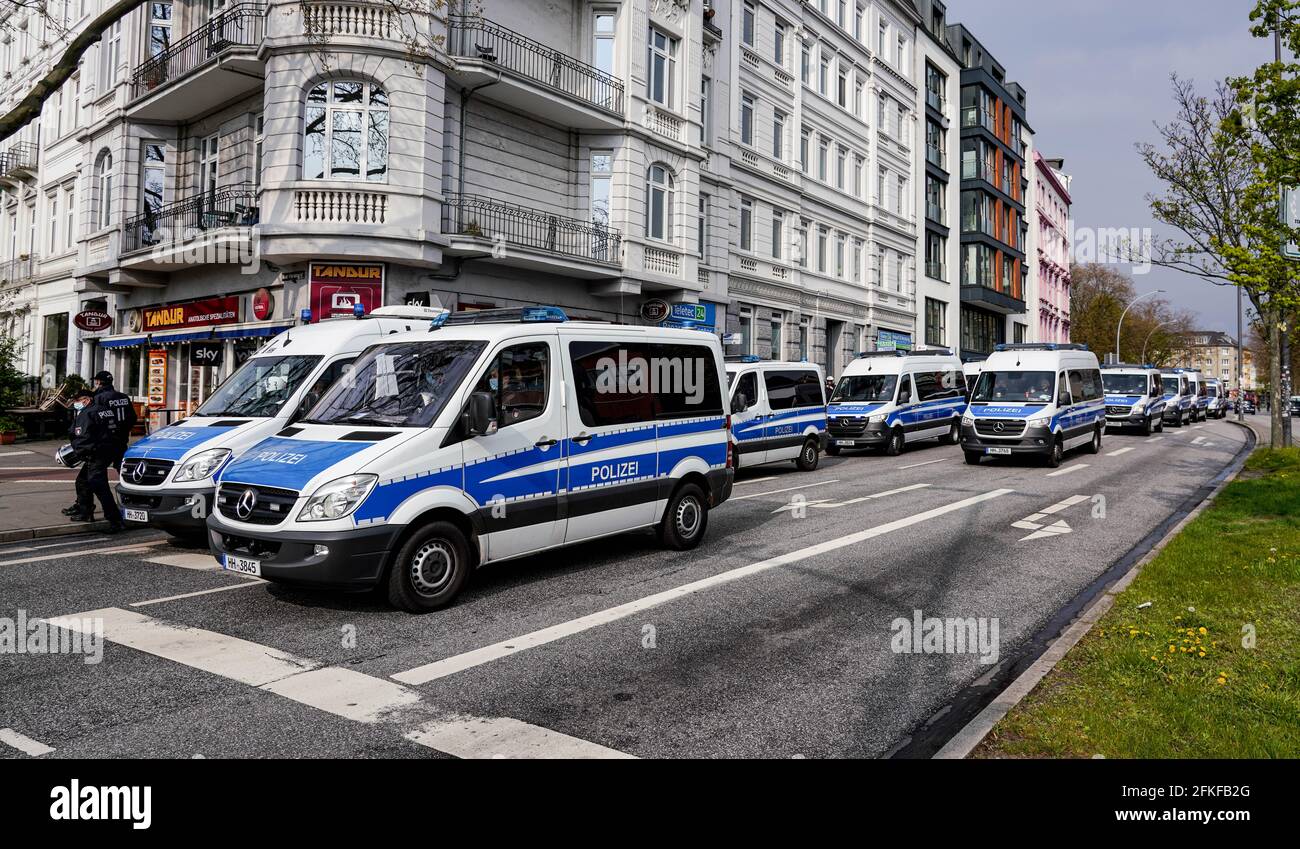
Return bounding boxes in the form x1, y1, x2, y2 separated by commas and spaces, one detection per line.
521, 306, 568, 323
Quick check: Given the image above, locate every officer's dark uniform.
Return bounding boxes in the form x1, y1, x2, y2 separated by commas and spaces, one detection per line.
70, 395, 123, 529
93, 371, 137, 471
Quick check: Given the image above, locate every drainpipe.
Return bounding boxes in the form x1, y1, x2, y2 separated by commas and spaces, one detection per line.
432, 78, 499, 285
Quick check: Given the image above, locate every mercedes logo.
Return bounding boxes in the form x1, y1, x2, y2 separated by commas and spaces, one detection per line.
130, 462, 146, 483
994, 422, 1006, 433
235, 488, 258, 520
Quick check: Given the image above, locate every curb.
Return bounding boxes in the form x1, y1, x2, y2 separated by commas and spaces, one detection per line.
932, 420, 1260, 759
0, 520, 113, 544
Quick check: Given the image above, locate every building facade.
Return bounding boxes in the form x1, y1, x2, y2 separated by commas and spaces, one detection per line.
1, 0, 1042, 414
1176, 331, 1258, 393
1031, 151, 1071, 343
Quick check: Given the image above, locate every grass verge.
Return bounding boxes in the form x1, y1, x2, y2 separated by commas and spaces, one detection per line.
975, 447, 1300, 758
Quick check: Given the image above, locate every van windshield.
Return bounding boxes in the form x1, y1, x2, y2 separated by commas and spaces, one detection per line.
195, 355, 323, 418
1102, 373, 1149, 395
831, 375, 897, 403
971, 371, 1055, 404
1207, 385, 1219, 398
302, 340, 487, 428
1162, 377, 1182, 395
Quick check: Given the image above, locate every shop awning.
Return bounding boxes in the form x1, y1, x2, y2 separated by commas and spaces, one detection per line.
98, 336, 147, 349
148, 329, 217, 344
214, 321, 294, 339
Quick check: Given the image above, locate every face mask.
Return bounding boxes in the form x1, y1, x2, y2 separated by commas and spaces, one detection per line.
489, 378, 499, 391
74, 402, 86, 411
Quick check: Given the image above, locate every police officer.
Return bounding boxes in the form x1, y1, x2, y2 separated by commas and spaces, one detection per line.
92, 370, 136, 471
67, 387, 124, 533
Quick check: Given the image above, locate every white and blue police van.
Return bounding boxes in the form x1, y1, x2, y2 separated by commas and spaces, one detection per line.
206, 307, 734, 612
1204, 379, 1228, 419
725, 357, 826, 472
960, 343, 1106, 468
1177, 369, 1211, 422
826, 349, 967, 456
963, 359, 986, 395
1160, 370, 1193, 427
1100, 363, 1167, 435
118, 307, 442, 542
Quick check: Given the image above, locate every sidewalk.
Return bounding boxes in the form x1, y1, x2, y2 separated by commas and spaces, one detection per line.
0, 438, 121, 540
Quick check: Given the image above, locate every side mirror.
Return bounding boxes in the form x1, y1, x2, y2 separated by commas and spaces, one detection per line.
731, 393, 748, 414
1057, 392, 1071, 407
898, 389, 912, 405
464, 391, 498, 436
291, 393, 318, 423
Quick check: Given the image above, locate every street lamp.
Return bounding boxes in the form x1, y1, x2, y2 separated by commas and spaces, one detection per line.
1140, 321, 1171, 364
1115, 289, 1166, 364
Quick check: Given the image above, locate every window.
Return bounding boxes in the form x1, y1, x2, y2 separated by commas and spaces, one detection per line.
569, 341, 724, 425
149, 2, 172, 58
42, 314, 70, 383
853, 155, 864, 198
925, 298, 946, 347
818, 136, 829, 181
877, 167, 887, 207
141, 142, 165, 220
854, 5, 865, 40
773, 22, 786, 66
819, 55, 829, 96
834, 233, 845, 277
698, 193, 709, 255
742, 2, 755, 46
770, 210, 782, 259
796, 220, 808, 267
800, 128, 810, 172
896, 174, 907, 215
740, 93, 754, 146
101, 19, 121, 86
837, 67, 847, 107
593, 11, 615, 76
878, 19, 888, 56
64, 186, 76, 250
94, 151, 113, 229
772, 111, 785, 160
801, 43, 811, 85
304, 81, 389, 181
472, 343, 550, 428
645, 163, 674, 241
47, 193, 58, 254
647, 26, 677, 108
308, 341, 486, 428
854, 78, 864, 118
817, 226, 828, 273
254, 113, 264, 192
851, 238, 863, 282
200, 133, 219, 197
769, 320, 783, 360
836, 146, 847, 189
733, 372, 758, 410
591, 151, 612, 230
700, 77, 711, 144
765, 370, 823, 409
739, 197, 753, 251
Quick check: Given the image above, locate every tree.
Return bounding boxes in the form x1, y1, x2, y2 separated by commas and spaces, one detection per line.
1069, 263, 1194, 367
1138, 74, 1300, 446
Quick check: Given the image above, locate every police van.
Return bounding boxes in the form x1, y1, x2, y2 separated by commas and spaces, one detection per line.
1177, 369, 1210, 422
962, 359, 986, 395
961, 343, 1106, 468
725, 357, 826, 472
1160, 370, 1193, 427
118, 307, 441, 542
1100, 363, 1166, 435
827, 349, 966, 456
1204, 379, 1228, 419
206, 307, 733, 612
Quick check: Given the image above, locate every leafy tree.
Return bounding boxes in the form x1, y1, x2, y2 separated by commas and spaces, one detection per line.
1069, 263, 1194, 367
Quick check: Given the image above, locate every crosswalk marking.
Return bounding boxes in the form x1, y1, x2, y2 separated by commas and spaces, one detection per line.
44, 608, 628, 759
0, 728, 54, 756
0, 540, 166, 567
130, 580, 266, 608
144, 552, 220, 571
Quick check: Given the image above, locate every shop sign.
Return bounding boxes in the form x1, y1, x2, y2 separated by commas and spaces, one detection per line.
877, 329, 913, 352
124, 310, 143, 333
640, 299, 670, 322
309, 263, 384, 321
252, 288, 274, 321
147, 350, 168, 409
142, 296, 240, 331
189, 342, 224, 368
661, 303, 716, 331
74, 310, 113, 332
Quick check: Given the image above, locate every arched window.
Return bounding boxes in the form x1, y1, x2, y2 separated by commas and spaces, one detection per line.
95, 151, 114, 229
645, 163, 674, 242
303, 80, 389, 181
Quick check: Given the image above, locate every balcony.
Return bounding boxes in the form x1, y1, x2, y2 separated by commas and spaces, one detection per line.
926, 203, 945, 225
0, 142, 38, 181
442, 193, 622, 278
445, 15, 624, 130
128, 4, 266, 122
926, 145, 946, 170
925, 261, 945, 280
926, 89, 946, 113
120, 184, 258, 271
961, 107, 995, 133
0, 254, 37, 287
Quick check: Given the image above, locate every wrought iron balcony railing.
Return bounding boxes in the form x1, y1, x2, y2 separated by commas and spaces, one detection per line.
0, 253, 37, 285
447, 15, 624, 116
442, 193, 621, 267
0, 142, 38, 176
122, 184, 259, 255
130, 4, 266, 102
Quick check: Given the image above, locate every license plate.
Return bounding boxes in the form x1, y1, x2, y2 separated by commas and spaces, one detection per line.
223, 554, 261, 577
985, 447, 1013, 456
123, 508, 148, 523
836, 440, 856, 447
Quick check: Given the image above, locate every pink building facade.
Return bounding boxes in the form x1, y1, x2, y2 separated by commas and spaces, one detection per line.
1034, 152, 1073, 343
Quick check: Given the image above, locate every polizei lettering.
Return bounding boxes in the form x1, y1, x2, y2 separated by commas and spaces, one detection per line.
591, 460, 640, 483
254, 451, 308, 465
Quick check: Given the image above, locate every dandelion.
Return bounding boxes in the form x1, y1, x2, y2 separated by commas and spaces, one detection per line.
1216, 677, 1227, 685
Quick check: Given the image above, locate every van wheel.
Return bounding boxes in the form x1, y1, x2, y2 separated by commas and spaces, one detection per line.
658, 483, 708, 550
1085, 426, 1102, 455
1046, 436, 1064, 468
825, 443, 841, 456
942, 418, 961, 445
884, 428, 906, 457
387, 521, 471, 613
795, 438, 820, 471
1142, 415, 1154, 436
1155, 416, 1164, 433
964, 451, 982, 465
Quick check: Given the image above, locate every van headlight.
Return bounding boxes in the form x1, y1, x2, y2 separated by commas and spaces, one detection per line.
868, 414, 887, 424
962, 412, 975, 426
1026, 412, 1052, 427
172, 448, 231, 482
298, 474, 377, 522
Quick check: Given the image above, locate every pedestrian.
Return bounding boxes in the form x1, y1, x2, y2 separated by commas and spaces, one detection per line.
67, 387, 124, 533
61, 399, 91, 518
92, 370, 136, 472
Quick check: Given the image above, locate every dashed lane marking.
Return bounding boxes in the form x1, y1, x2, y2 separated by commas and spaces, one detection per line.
1046, 464, 1088, 478
727, 479, 840, 502
770, 483, 931, 513
898, 458, 948, 470
1106, 447, 1136, 457
0, 728, 54, 757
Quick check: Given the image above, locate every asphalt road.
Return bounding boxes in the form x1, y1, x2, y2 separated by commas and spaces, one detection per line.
0, 416, 1250, 759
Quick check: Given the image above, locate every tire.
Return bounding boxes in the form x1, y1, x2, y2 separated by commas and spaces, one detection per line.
1155, 416, 1164, 433
386, 520, 471, 613
964, 450, 982, 466
825, 443, 841, 456
1170, 413, 1182, 428
658, 482, 709, 551
1142, 415, 1154, 436
1085, 426, 1102, 455
795, 438, 820, 471
941, 418, 961, 445
1045, 436, 1064, 469
884, 428, 906, 457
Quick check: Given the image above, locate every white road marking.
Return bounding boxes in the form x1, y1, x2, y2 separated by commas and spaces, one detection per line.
731, 476, 777, 486
0, 728, 54, 756
130, 580, 266, 608
392, 488, 1014, 685
898, 458, 947, 470
1046, 464, 1088, 478
1191, 436, 1206, 445
45, 608, 626, 758
0, 540, 166, 567
772, 483, 932, 512
144, 552, 219, 571
1106, 447, 1135, 457
1146, 436, 1165, 443
1012, 495, 1090, 541
728, 479, 840, 502
0, 449, 34, 457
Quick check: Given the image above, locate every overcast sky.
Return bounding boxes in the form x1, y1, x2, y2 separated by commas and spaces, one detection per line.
948, 0, 1277, 336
